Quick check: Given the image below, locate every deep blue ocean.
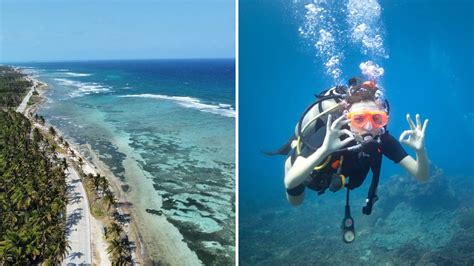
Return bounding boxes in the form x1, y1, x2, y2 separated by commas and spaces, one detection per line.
240, 0, 473, 264
15, 59, 235, 264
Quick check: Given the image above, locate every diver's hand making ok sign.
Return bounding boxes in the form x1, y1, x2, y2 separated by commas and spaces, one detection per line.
399, 114, 429, 151
321, 114, 355, 153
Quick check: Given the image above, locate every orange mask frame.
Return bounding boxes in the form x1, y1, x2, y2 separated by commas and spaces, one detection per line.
347, 110, 388, 129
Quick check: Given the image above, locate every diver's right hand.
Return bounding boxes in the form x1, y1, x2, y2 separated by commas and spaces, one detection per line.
321, 114, 355, 153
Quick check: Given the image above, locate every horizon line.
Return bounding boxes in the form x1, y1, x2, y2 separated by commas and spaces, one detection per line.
0, 57, 236, 64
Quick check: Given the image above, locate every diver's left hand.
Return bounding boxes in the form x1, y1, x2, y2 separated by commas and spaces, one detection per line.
399, 114, 428, 151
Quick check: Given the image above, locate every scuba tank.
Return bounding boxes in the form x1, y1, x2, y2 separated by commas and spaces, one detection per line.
264, 85, 346, 157
293, 86, 347, 158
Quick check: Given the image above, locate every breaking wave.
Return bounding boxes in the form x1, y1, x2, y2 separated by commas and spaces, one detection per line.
64, 72, 92, 77
53, 78, 111, 97
119, 94, 235, 118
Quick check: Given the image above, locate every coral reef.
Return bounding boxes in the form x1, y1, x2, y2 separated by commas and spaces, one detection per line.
377, 164, 459, 216
240, 164, 474, 265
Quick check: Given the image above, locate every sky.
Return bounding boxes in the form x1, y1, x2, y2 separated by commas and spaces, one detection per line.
0, 0, 235, 62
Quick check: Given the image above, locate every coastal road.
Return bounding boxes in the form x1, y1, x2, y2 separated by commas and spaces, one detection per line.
14, 76, 94, 265
62, 166, 92, 266
16, 84, 34, 114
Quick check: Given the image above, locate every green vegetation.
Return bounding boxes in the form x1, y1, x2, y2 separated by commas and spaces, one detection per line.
0, 65, 133, 264
0, 66, 33, 108
27, 90, 41, 106
0, 110, 69, 264
27, 95, 41, 106
48, 126, 56, 136
82, 172, 132, 264
106, 222, 132, 265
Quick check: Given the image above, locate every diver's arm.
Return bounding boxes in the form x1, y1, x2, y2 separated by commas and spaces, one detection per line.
398, 149, 429, 181
284, 144, 331, 189
398, 114, 430, 181
284, 114, 355, 190
285, 156, 305, 206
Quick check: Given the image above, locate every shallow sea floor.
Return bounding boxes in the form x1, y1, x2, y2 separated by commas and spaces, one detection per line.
38, 77, 235, 264
240, 168, 474, 265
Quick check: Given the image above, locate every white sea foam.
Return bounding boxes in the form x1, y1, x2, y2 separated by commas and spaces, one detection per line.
119, 93, 235, 118
218, 103, 233, 109
53, 78, 111, 97
64, 72, 92, 77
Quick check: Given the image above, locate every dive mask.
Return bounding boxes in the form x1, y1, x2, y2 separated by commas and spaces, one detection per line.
347, 110, 388, 129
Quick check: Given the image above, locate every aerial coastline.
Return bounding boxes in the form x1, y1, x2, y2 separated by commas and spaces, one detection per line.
3, 59, 235, 265
14, 67, 141, 265
16, 65, 214, 265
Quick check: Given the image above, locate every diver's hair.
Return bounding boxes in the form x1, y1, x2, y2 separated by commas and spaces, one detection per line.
345, 85, 377, 104
348, 77, 361, 87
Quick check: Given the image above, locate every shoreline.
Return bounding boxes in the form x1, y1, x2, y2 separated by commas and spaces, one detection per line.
78, 142, 147, 265
21, 68, 204, 265
20, 74, 145, 265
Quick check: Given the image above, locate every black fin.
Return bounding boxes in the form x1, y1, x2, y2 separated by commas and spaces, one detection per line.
263, 134, 296, 156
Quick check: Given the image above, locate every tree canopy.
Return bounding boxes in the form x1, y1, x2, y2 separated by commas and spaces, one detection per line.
0, 66, 33, 108
0, 110, 69, 264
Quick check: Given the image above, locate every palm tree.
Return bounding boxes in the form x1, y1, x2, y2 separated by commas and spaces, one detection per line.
48, 126, 56, 136
0, 110, 69, 265
99, 175, 110, 194
61, 158, 69, 170
106, 238, 129, 264
0, 230, 30, 264
32, 127, 42, 143
86, 173, 94, 180
106, 223, 131, 265
107, 222, 123, 240
103, 189, 117, 211
92, 174, 101, 194
78, 157, 84, 169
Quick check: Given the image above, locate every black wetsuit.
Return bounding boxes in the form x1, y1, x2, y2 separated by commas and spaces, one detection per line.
286, 131, 408, 196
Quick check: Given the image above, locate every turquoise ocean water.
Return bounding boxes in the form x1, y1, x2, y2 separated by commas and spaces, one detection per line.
17, 59, 235, 264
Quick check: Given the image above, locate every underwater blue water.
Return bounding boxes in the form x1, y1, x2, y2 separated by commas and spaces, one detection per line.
15, 59, 235, 264
240, 0, 473, 264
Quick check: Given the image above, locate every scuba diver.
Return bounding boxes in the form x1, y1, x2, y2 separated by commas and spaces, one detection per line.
277, 77, 429, 243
